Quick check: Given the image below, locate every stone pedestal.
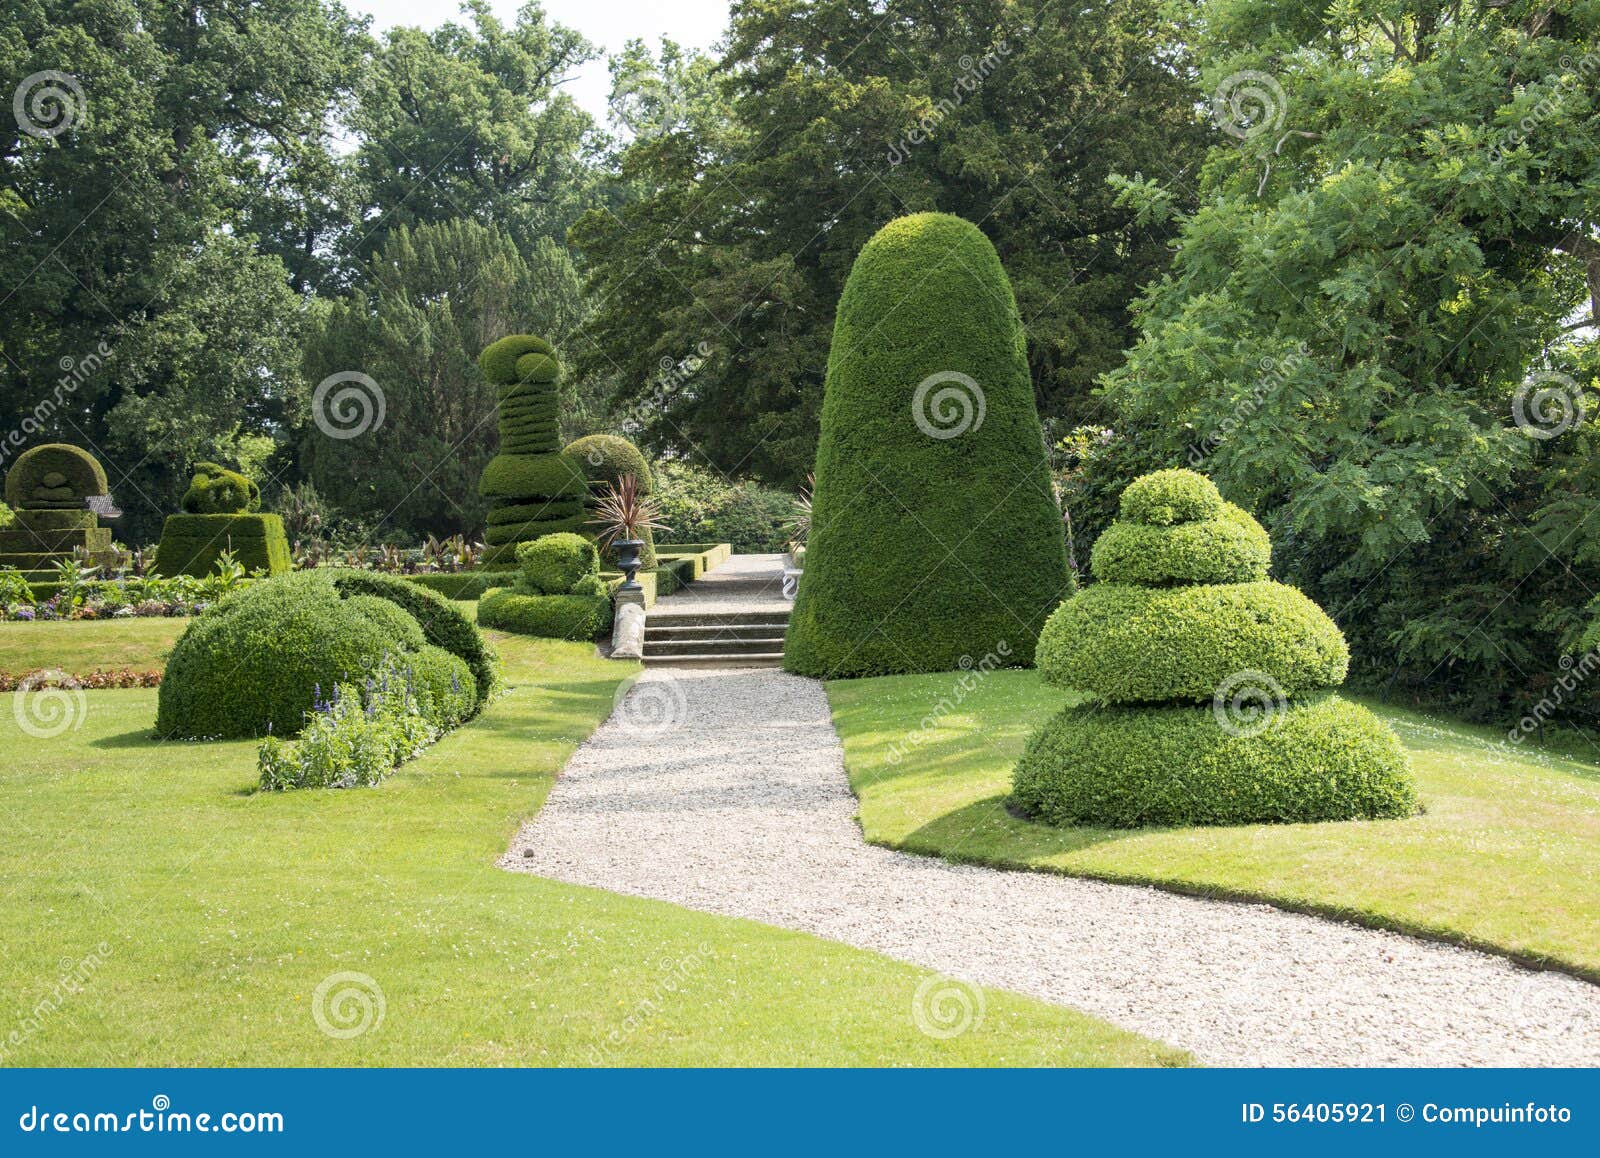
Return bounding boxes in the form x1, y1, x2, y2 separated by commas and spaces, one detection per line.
610, 591, 647, 659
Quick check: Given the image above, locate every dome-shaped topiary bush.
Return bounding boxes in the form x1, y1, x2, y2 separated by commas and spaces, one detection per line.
1012, 468, 1417, 828
783, 213, 1072, 677
476, 335, 589, 568
563, 433, 657, 569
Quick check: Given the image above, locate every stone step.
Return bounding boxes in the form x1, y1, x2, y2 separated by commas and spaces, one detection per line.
644, 636, 786, 657
642, 652, 785, 669
644, 623, 789, 643
646, 610, 792, 628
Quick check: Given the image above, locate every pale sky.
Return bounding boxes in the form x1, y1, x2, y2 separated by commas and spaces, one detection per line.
346, 0, 733, 123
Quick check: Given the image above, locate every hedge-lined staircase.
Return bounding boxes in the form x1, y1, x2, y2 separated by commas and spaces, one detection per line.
642, 553, 790, 668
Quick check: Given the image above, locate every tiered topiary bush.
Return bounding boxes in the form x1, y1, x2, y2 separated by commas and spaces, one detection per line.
0, 443, 118, 571
154, 462, 290, 577
477, 335, 589, 569
477, 532, 612, 640
784, 212, 1072, 677
1011, 469, 1418, 828
156, 570, 489, 739
563, 433, 657, 569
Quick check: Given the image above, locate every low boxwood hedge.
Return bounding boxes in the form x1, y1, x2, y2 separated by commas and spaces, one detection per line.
477, 588, 611, 640
1011, 693, 1418, 827
404, 573, 497, 601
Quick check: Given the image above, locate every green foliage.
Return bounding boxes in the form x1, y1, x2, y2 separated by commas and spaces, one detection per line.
157, 573, 425, 739
514, 532, 599, 595
1101, 1, 1600, 724
256, 650, 474, 791
300, 225, 586, 540
344, 595, 427, 652
1090, 502, 1270, 586
1037, 581, 1349, 702
785, 213, 1072, 677
477, 588, 612, 640
653, 462, 793, 554
1018, 467, 1413, 827
1011, 693, 1418, 827
153, 514, 291, 578
179, 462, 259, 514
1118, 468, 1222, 526
325, 569, 497, 702
405, 573, 497, 601
564, 435, 655, 492
4, 444, 108, 509
571, 0, 1204, 484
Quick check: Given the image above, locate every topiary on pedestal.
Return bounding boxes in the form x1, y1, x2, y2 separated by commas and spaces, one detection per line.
1011, 469, 1418, 828
477, 335, 589, 570
154, 462, 290, 577
0, 443, 118, 570
783, 213, 1072, 677
563, 433, 657, 570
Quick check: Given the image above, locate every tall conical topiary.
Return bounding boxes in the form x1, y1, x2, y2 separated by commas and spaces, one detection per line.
784, 213, 1071, 677
1012, 469, 1418, 828
476, 335, 589, 569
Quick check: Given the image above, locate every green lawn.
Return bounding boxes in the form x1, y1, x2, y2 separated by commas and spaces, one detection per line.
0, 617, 188, 674
0, 628, 1184, 1066
827, 670, 1600, 980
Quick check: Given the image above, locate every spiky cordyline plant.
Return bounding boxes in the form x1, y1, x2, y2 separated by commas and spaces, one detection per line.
587, 473, 669, 547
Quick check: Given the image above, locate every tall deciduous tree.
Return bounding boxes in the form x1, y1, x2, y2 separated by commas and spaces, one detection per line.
0, 0, 367, 541
1101, 0, 1600, 720
570, 0, 1205, 484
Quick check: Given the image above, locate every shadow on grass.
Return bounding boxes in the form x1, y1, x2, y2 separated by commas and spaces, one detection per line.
88, 727, 164, 750
892, 794, 1131, 862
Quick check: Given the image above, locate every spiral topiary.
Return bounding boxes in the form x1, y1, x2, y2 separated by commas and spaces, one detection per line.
1012, 468, 1417, 828
563, 433, 658, 569
783, 212, 1072, 677
476, 335, 589, 568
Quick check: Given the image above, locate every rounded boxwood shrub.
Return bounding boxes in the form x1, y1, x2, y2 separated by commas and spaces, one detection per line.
4, 443, 108, 510
400, 643, 478, 728
1090, 502, 1270, 586
1013, 467, 1415, 828
515, 532, 598, 595
326, 569, 497, 701
1036, 581, 1348, 702
345, 594, 426, 651
475, 334, 590, 568
1011, 693, 1417, 828
784, 213, 1071, 677
157, 572, 426, 739
180, 462, 260, 514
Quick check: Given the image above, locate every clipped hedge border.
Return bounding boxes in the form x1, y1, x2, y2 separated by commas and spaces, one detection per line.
404, 573, 497, 601
477, 588, 612, 640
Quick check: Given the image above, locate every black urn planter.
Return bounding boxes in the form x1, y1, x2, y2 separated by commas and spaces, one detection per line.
611, 538, 645, 591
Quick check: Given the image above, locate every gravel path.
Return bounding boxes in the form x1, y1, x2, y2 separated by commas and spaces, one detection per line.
503, 667, 1600, 1066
